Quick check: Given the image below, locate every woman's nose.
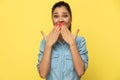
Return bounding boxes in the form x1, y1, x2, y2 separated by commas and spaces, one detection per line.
59, 17, 63, 22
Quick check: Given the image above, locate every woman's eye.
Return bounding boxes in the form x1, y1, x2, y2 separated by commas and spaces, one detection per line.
53, 15, 59, 18
63, 15, 68, 18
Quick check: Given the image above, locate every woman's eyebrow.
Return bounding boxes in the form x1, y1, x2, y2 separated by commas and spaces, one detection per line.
53, 12, 58, 14
62, 12, 69, 14
53, 12, 69, 14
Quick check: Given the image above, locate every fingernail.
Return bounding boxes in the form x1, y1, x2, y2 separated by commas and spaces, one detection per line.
78, 29, 80, 32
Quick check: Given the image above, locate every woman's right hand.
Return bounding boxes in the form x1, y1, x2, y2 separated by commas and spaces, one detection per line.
41, 25, 60, 47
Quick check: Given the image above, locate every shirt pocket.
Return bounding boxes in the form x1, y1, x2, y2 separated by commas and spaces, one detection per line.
66, 55, 74, 71
51, 54, 59, 69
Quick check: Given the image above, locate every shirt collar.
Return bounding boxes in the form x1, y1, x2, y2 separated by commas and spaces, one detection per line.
56, 40, 66, 45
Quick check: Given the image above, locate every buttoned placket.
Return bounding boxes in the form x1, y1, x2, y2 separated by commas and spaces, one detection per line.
58, 41, 69, 80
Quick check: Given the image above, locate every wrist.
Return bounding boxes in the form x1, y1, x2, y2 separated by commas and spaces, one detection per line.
46, 43, 52, 48
69, 40, 76, 47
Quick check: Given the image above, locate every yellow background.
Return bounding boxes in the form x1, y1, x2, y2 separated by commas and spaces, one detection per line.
0, 0, 120, 80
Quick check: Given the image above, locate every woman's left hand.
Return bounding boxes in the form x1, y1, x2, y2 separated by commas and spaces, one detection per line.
60, 25, 79, 45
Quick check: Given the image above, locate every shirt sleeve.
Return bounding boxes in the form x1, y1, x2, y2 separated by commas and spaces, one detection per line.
77, 37, 88, 70
36, 39, 46, 70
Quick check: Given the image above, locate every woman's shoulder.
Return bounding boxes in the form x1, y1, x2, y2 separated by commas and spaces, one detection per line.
39, 38, 46, 47
76, 36, 86, 42
76, 36, 87, 47
40, 38, 45, 43
39, 38, 46, 51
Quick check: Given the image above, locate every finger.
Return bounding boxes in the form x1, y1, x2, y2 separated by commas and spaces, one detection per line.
62, 24, 70, 35
61, 26, 65, 36
75, 29, 80, 37
61, 30, 65, 39
54, 26, 60, 36
41, 31, 46, 39
56, 23, 62, 31
61, 24, 66, 32
54, 25, 59, 32
56, 25, 61, 32
55, 29, 60, 38
61, 26, 66, 38
51, 27, 60, 42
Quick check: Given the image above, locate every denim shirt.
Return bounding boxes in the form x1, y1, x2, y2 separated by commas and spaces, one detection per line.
37, 36, 88, 80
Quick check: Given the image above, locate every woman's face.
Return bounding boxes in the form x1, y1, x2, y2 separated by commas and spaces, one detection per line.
52, 6, 71, 29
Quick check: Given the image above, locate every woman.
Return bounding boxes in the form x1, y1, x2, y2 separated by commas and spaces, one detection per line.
37, 1, 88, 80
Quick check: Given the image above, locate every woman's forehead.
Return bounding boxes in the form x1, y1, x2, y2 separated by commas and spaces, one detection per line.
53, 6, 69, 14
